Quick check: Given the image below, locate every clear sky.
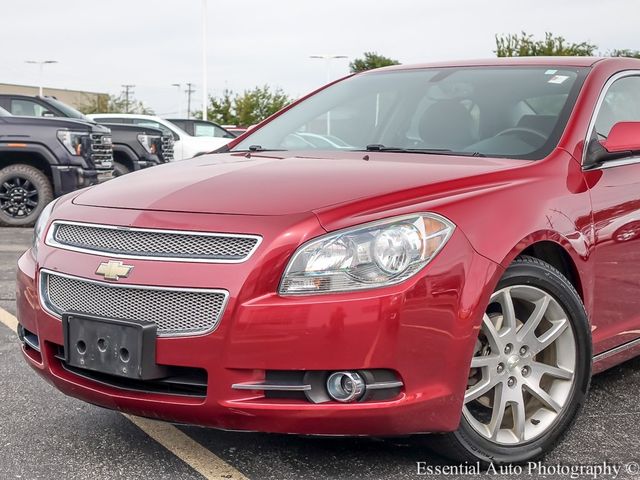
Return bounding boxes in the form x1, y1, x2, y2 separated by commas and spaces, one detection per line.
2, 0, 639, 117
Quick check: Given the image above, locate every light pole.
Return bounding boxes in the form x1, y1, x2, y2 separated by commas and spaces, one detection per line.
309, 54, 348, 83
25, 60, 58, 96
309, 55, 348, 135
201, 0, 208, 121
172, 83, 182, 117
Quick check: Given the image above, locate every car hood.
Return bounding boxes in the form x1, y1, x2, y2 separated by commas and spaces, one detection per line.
0, 115, 108, 133
73, 151, 525, 215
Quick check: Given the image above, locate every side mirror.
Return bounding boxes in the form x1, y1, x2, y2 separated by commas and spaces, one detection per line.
42, 110, 55, 117
602, 122, 640, 153
584, 121, 640, 170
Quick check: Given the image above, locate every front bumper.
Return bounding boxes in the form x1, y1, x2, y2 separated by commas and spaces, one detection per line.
51, 166, 113, 196
16, 206, 501, 436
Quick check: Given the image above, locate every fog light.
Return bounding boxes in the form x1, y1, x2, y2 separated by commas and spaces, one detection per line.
326, 371, 365, 402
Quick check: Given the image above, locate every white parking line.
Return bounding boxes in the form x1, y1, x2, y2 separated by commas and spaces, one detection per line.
0, 306, 18, 333
0, 307, 248, 480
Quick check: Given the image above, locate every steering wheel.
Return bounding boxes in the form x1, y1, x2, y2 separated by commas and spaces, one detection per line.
495, 127, 548, 145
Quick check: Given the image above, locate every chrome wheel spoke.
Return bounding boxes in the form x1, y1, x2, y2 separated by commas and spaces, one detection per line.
535, 318, 569, 353
512, 391, 527, 442
532, 361, 573, 380
517, 294, 550, 343
470, 354, 500, 369
481, 314, 502, 351
497, 289, 517, 333
488, 384, 507, 440
465, 375, 498, 403
525, 380, 562, 413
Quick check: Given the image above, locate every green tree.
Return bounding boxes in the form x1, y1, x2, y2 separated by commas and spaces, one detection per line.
349, 52, 400, 73
79, 93, 153, 115
495, 32, 596, 57
609, 49, 640, 59
203, 85, 291, 126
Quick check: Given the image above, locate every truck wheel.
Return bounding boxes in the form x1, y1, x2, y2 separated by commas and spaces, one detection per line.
428, 256, 591, 465
0, 164, 53, 227
113, 162, 130, 177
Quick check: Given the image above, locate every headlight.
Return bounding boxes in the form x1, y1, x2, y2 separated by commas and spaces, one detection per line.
137, 134, 160, 154
57, 130, 88, 156
31, 199, 58, 259
279, 213, 455, 295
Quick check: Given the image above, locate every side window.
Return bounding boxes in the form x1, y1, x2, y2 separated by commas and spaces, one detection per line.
594, 76, 640, 139
194, 122, 217, 137
10, 99, 47, 117
96, 117, 128, 124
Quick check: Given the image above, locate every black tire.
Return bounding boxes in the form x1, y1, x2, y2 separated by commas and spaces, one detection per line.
0, 164, 53, 227
113, 162, 131, 177
428, 255, 591, 465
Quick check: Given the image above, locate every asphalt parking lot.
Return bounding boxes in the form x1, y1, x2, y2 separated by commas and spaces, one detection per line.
1, 227, 639, 480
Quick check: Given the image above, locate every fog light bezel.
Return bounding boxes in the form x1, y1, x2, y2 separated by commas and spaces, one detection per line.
326, 371, 366, 403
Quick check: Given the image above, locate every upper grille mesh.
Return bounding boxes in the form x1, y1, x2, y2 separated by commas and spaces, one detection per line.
42, 272, 227, 336
51, 222, 260, 262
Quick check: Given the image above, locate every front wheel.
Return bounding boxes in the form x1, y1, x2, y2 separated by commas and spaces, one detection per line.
432, 255, 591, 464
0, 164, 53, 227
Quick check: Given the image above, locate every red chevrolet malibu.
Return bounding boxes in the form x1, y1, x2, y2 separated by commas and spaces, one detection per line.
16, 57, 640, 464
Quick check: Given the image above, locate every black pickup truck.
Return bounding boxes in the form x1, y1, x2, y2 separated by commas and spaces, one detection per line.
0, 95, 173, 176
0, 106, 112, 226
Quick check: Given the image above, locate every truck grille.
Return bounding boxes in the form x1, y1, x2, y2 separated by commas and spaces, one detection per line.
90, 134, 114, 169
160, 135, 174, 162
40, 270, 228, 337
47, 221, 262, 263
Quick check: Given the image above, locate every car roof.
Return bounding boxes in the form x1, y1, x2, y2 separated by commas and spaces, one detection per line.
369, 56, 640, 73
88, 113, 161, 120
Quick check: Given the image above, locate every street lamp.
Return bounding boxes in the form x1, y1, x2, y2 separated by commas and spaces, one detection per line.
309, 55, 348, 135
202, 0, 208, 121
25, 60, 58, 96
309, 54, 348, 83
171, 83, 182, 117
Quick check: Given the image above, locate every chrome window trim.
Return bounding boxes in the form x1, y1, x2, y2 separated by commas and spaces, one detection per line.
581, 69, 640, 170
38, 268, 230, 338
45, 220, 263, 264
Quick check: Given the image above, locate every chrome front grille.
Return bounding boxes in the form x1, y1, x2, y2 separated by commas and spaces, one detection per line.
47, 221, 262, 263
89, 133, 113, 168
40, 271, 228, 336
160, 135, 174, 162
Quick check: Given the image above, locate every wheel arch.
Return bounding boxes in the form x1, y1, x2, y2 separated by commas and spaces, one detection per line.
112, 145, 137, 171
496, 230, 588, 307
0, 149, 54, 187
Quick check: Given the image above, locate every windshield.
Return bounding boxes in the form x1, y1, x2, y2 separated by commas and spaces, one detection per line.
232, 66, 587, 159
0, 106, 10, 116
45, 97, 89, 120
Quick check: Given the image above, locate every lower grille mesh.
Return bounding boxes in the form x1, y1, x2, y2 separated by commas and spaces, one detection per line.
42, 272, 228, 336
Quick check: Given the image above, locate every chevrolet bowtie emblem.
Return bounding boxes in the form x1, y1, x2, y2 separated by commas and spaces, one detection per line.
96, 260, 134, 281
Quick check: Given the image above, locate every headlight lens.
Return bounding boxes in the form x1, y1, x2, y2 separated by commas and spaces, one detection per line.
57, 130, 87, 156
31, 199, 58, 258
279, 213, 455, 295
137, 134, 160, 154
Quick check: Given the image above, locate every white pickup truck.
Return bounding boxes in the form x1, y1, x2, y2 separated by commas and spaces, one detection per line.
88, 114, 230, 161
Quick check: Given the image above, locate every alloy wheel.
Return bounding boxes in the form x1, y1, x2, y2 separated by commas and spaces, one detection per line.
463, 285, 577, 445
0, 176, 39, 218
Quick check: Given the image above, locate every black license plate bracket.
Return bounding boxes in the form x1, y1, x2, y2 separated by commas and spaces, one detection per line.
62, 312, 167, 380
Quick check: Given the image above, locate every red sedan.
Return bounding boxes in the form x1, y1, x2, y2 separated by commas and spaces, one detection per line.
16, 57, 640, 464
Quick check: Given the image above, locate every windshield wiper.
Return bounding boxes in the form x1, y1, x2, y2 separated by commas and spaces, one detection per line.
362, 144, 485, 157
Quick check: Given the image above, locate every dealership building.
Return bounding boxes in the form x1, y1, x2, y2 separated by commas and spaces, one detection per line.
0, 83, 108, 110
